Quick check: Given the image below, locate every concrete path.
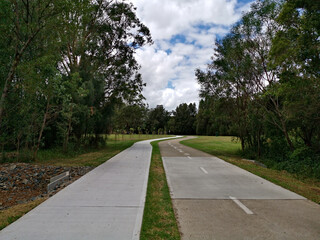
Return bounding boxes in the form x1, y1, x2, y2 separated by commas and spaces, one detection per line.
0, 136, 179, 240
159, 137, 320, 240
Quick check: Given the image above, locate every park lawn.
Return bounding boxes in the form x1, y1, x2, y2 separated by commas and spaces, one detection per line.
181, 136, 320, 204
140, 140, 180, 240
35, 134, 172, 167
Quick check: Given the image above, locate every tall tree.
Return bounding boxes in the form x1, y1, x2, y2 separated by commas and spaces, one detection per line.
0, 0, 64, 127
173, 103, 197, 135
147, 105, 170, 133
270, 0, 320, 150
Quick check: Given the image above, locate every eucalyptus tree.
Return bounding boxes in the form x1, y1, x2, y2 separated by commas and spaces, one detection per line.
0, 0, 152, 159
196, 0, 286, 151
56, 0, 152, 146
196, 97, 235, 136
0, 0, 65, 128
270, 0, 320, 150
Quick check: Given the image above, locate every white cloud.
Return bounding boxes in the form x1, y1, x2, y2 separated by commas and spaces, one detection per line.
130, 0, 253, 110
131, 0, 242, 40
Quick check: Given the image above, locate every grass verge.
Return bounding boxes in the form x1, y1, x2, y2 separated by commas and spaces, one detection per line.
140, 140, 180, 240
0, 198, 47, 230
181, 136, 320, 204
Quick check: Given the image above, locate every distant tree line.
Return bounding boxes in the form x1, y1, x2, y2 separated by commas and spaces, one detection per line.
195, 0, 320, 178
0, 0, 152, 159
111, 103, 197, 136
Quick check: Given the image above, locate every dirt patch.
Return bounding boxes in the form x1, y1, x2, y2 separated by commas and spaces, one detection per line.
0, 163, 93, 210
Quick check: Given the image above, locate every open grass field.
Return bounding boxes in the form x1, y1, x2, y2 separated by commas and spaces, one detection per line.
35, 134, 172, 167
182, 136, 241, 157
181, 136, 320, 204
140, 140, 180, 240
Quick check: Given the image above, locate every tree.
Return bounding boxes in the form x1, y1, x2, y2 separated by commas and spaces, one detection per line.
196, 0, 288, 151
113, 103, 147, 133
146, 105, 170, 134
55, 0, 152, 146
0, 0, 64, 127
0, 0, 153, 160
172, 103, 197, 135
270, 0, 320, 150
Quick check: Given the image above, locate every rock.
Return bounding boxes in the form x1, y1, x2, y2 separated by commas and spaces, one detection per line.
0, 162, 93, 209
31, 196, 38, 201
22, 179, 29, 184
9, 165, 17, 171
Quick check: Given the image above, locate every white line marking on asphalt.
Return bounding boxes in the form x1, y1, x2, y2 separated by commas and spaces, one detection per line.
200, 167, 208, 174
178, 150, 183, 153
187, 156, 192, 159
184, 153, 190, 156
229, 196, 254, 215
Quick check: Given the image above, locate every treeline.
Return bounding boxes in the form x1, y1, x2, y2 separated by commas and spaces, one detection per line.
0, 0, 152, 159
111, 103, 197, 135
196, 0, 320, 178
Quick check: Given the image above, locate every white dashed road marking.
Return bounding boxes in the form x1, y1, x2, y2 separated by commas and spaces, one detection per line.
229, 196, 254, 215
199, 167, 208, 174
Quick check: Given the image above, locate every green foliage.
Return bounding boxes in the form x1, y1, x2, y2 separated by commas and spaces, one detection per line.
146, 105, 170, 133
112, 103, 147, 133
171, 103, 197, 135
196, 0, 320, 179
0, 0, 152, 159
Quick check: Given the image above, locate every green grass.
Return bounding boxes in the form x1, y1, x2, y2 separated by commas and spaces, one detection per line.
0, 198, 47, 230
140, 140, 180, 240
34, 134, 172, 167
181, 136, 320, 204
182, 136, 241, 157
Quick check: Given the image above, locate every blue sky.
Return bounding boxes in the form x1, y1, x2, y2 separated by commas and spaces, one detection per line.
131, 0, 253, 110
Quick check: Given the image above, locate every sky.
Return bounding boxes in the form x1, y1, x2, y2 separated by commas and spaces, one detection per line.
130, 0, 253, 110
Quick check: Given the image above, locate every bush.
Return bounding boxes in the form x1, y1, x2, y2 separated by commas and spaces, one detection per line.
261, 146, 320, 180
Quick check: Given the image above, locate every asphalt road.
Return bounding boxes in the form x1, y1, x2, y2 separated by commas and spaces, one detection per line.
0, 136, 179, 240
159, 137, 320, 240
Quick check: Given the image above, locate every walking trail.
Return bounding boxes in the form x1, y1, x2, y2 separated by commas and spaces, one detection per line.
159, 137, 320, 240
0, 136, 179, 240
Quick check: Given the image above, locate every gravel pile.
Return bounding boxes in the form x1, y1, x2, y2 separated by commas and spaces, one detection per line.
0, 163, 93, 210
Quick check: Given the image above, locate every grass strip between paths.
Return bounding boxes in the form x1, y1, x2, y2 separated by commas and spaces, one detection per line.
181, 136, 320, 204
140, 141, 180, 240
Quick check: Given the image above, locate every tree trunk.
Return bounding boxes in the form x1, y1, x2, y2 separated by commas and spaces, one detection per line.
281, 119, 294, 151
63, 107, 73, 152
0, 59, 19, 127
240, 137, 245, 151
0, 30, 40, 128
33, 98, 50, 159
